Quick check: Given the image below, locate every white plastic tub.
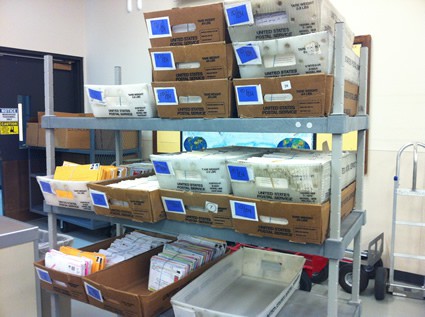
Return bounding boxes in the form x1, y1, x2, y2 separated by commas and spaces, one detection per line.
85, 83, 157, 118
171, 247, 305, 317
36, 175, 93, 211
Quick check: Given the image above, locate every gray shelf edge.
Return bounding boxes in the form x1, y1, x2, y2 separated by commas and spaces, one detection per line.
0, 217, 39, 249
41, 115, 369, 134
47, 203, 365, 260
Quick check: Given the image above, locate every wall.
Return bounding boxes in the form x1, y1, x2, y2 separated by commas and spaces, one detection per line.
0, 0, 86, 56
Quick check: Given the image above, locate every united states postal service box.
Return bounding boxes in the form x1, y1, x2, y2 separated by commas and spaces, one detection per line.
34, 231, 174, 304
232, 31, 360, 85
227, 150, 356, 204
87, 175, 166, 223
160, 189, 233, 229
150, 147, 269, 194
152, 79, 235, 118
223, 0, 354, 46
233, 74, 359, 118
230, 181, 356, 244
149, 42, 237, 82
37, 175, 94, 211
82, 247, 227, 317
144, 3, 227, 47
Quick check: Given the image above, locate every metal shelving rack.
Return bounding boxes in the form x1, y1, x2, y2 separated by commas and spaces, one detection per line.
41, 23, 368, 317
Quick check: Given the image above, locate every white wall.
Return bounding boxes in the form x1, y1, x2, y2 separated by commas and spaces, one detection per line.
0, 0, 86, 56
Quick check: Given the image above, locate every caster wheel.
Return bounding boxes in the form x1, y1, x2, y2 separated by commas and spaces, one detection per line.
311, 264, 329, 284
339, 263, 369, 293
374, 266, 388, 300
299, 270, 312, 292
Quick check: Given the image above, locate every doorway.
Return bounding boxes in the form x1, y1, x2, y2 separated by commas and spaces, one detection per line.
0, 46, 84, 220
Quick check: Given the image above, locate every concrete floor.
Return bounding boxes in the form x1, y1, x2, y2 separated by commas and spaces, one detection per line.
30, 217, 425, 317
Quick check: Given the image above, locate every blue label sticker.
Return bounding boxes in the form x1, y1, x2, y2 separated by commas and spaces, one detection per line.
234, 202, 257, 220
153, 161, 171, 174
85, 283, 103, 302
236, 86, 260, 103
88, 88, 102, 101
155, 88, 177, 104
226, 4, 250, 26
90, 191, 108, 208
163, 199, 185, 213
150, 18, 171, 36
36, 268, 52, 284
228, 165, 250, 181
40, 181, 54, 194
236, 46, 258, 64
153, 52, 174, 69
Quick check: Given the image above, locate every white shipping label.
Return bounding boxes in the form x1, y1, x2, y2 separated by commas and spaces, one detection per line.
235, 85, 264, 106
152, 160, 174, 175
162, 197, 186, 214
281, 80, 292, 90
255, 177, 274, 188
175, 169, 202, 181
264, 93, 293, 102
305, 41, 321, 55
234, 44, 262, 65
272, 178, 289, 189
205, 201, 219, 213
84, 282, 103, 302
36, 268, 52, 284
154, 87, 179, 106
90, 190, 109, 208
230, 200, 258, 221
146, 16, 172, 38
151, 51, 176, 70
224, 1, 254, 26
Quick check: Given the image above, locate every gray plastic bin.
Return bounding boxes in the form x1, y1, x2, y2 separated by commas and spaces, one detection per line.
38, 229, 74, 259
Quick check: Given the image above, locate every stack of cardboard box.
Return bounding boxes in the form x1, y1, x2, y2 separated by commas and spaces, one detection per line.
144, 3, 238, 118
224, 0, 360, 117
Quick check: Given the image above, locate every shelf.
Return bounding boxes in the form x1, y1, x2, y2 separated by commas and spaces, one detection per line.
27, 145, 138, 156
42, 115, 368, 134
48, 203, 365, 260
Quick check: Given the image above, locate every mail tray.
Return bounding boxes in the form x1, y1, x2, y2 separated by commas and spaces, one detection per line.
87, 174, 166, 223
37, 175, 94, 211
171, 247, 305, 317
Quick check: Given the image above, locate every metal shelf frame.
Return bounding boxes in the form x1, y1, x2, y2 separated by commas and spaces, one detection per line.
41, 23, 368, 317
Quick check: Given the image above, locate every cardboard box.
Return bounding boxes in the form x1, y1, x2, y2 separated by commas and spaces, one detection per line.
34, 236, 126, 303
233, 74, 358, 118
34, 232, 174, 303
232, 31, 360, 85
223, 0, 354, 46
160, 189, 233, 229
149, 42, 237, 82
87, 175, 166, 223
36, 112, 91, 149
230, 182, 356, 244
152, 79, 235, 118
95, 130, 139, 150
144, 3, 227, 47
26, 122, 39, 146
83, 248, 227, 317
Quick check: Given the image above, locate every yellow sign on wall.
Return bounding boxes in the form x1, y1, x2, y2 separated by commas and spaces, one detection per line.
0, 122, 19, 135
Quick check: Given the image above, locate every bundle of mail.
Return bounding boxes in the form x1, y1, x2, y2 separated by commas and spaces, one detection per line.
98, 231, 171, 266
148, 234, 227, 291
227, 149, 357, 203
150, 146, 269, 194
45, 246, 106, 277
53, 161, 119, 182
106, 175, 159, 191
44, 232, 171, 276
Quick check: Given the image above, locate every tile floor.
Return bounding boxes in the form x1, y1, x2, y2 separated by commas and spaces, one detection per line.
30, 217, 425, 317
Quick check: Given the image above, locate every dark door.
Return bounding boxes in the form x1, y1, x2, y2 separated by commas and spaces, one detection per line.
0, 47, 84, 220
